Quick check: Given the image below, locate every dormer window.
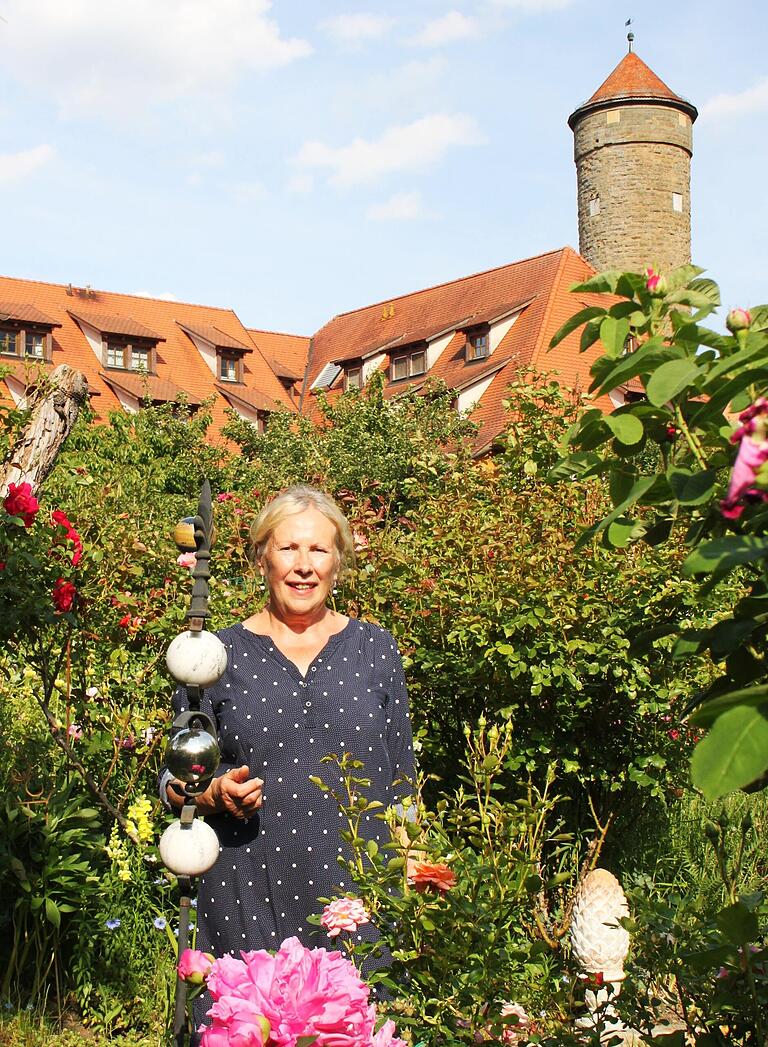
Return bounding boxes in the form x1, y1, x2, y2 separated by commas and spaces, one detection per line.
104, 336, 154, 372
346, 366, 362, 391
466, 329, 489, 362
391, 348, 426, 381
219, 352, 241, 383
0, 304, 59, 361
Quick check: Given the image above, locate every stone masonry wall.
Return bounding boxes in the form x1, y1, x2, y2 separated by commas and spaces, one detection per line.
573, 103, 693, 274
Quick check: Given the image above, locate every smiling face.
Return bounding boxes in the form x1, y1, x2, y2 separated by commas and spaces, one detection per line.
259, 507, 339, 623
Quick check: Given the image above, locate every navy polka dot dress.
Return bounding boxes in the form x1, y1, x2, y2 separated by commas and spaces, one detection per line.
170, 618, 413, 1025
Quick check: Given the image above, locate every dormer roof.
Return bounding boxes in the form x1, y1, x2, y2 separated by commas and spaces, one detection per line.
568, 51, 698, 127
0, 301, 61, 327
69, 310, 165, 341
177, 320, 252, 353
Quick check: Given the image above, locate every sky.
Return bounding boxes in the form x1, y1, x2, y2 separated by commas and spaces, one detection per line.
0, 0, 766, 336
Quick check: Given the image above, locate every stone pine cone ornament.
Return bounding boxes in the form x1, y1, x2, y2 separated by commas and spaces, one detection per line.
569, 868, 630, 981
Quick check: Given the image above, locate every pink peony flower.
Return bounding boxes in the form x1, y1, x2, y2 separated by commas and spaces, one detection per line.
721, 399, 768, 519
321, 897, 371, 938
177, 552, 197, 570
4, 482, 40, 527
726, 307, 752, 333
178, 948, 215, 985
201, 936, 380, 1047
371, 1019, 408, 1047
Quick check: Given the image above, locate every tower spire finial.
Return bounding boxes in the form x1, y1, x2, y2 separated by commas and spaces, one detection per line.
625, 17, 634, 52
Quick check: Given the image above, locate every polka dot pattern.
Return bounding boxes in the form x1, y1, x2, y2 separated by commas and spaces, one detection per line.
167, 619, 413, 1028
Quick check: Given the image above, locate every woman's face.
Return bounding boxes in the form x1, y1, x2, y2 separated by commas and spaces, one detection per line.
259, 507, 339, 621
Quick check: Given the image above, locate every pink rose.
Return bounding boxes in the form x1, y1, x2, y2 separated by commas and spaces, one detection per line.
177, 552, 197, 570
320, 896, 371, 938
3, 482, 40, 527
178, 948, 214, 985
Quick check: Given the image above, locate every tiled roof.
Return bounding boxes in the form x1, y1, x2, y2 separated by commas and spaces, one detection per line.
216, 382, 276, 414
0, 301, 61, 326
69, 310, 164, 341
101, 370, 197, 406
569, 52, 697, 126
247, 329, 310, 383
305, 247, 609, 449
178, 320, 252, 352
0, 276, 296, 436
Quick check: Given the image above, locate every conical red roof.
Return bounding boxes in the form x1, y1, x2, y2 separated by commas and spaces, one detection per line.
569, 51, 697, 127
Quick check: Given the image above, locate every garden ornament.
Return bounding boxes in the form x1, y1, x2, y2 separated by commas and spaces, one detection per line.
569, 868, 630, 1035
158, 480, 227, 1046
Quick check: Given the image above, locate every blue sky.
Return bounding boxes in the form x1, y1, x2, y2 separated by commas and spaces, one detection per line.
0, 0, 765, 334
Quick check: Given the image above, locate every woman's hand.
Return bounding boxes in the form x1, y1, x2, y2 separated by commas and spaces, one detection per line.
169, 765, 263, 819
207, 765, 264, 818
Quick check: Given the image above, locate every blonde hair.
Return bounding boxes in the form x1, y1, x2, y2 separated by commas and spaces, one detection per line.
249, 486, 355, 575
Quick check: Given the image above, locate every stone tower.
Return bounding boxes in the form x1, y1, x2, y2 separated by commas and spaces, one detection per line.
568, 50, 698, 274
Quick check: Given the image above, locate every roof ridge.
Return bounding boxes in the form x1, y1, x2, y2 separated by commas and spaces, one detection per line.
247, 326, 309, 339
0, 273, 242, 317
318, 247, 570, 327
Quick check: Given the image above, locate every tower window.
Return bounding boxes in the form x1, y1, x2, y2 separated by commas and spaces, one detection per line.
589, 196, 600, 217
606, 110, 620, 125
672, 192, 683, 213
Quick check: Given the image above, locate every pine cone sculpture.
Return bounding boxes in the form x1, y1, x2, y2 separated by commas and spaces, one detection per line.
569, 868, 630, 981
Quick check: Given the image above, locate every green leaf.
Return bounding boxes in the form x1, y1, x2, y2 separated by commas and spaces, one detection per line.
683, 536, 768, 577
646, 358, 702, 406
691, 704, 768, 798
548, 306, 605, 350
599, 315, 630, 359
569, 271, 627, 295
575, 475, 656, 549
688, 684, 768, 728
715, 901, 759, 947
580, 317, 602, 354
45, 897, 61, 929
667, 468, 718, 505
603, 412, 643, 446
606, 519, 639, 548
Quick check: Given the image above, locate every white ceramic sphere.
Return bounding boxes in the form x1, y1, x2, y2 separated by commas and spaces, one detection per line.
166, 630, 228, 687
159, 819, 220, 877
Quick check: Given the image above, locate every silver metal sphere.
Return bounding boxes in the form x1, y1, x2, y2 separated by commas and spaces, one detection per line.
166, 728, 220, 784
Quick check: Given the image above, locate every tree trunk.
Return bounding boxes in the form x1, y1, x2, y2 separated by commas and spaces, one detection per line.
1, 364, 89, 496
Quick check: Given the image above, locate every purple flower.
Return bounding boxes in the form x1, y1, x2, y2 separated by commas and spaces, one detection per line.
721, 399, 768, 519
154, 916, 167, 930
105, 918, 121, 930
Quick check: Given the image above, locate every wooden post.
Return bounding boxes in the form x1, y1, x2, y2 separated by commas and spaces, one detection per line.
1, 364, 88, 496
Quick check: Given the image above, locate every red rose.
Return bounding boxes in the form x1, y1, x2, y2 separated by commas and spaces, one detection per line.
52, 577, 77, 613
4, 482, 40, 527
118, 613, 132, 628
52, 509, 83, 566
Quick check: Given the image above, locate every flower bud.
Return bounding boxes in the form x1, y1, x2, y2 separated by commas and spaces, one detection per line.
644, 266, 667, 296
726, 307, 752, 334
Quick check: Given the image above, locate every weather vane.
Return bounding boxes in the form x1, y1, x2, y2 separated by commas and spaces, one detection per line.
625, 18, 634, 53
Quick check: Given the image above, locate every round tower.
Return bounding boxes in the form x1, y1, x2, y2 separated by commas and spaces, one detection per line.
569, 49, 697, 275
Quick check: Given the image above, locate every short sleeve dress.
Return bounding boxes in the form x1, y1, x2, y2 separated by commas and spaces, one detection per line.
167, 617, 414, 1023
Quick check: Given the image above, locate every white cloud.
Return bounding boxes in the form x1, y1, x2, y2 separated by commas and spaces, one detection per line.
410, 12, 480, 48
702, 78, 768, 120
132, 290, 179, 302
491, 0, 573, 9
367, 192, 425, 222
321, 13, 396, 43
0, 144, 55, 183
2, 0, 311, 118
295, 113, 483, 187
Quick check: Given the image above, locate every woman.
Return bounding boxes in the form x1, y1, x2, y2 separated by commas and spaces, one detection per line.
162, 486, 414, 1020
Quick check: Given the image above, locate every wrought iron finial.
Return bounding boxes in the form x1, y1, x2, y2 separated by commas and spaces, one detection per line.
625, 18, 634, 52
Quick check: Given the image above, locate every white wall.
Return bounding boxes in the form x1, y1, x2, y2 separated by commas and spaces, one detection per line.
457, 372, 496, 413
489, 312, 519, 355
427, 330, 454, 369
363, 352, 386, 382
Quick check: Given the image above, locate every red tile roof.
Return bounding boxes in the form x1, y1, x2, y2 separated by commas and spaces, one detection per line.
101, 370, 197, 406
304, 247, 609, 449
0, 301, 60, 326
569, 51, 697, 126
247, 329, 310, 383
0, 276, 295, 437
178, 320, 252, 352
